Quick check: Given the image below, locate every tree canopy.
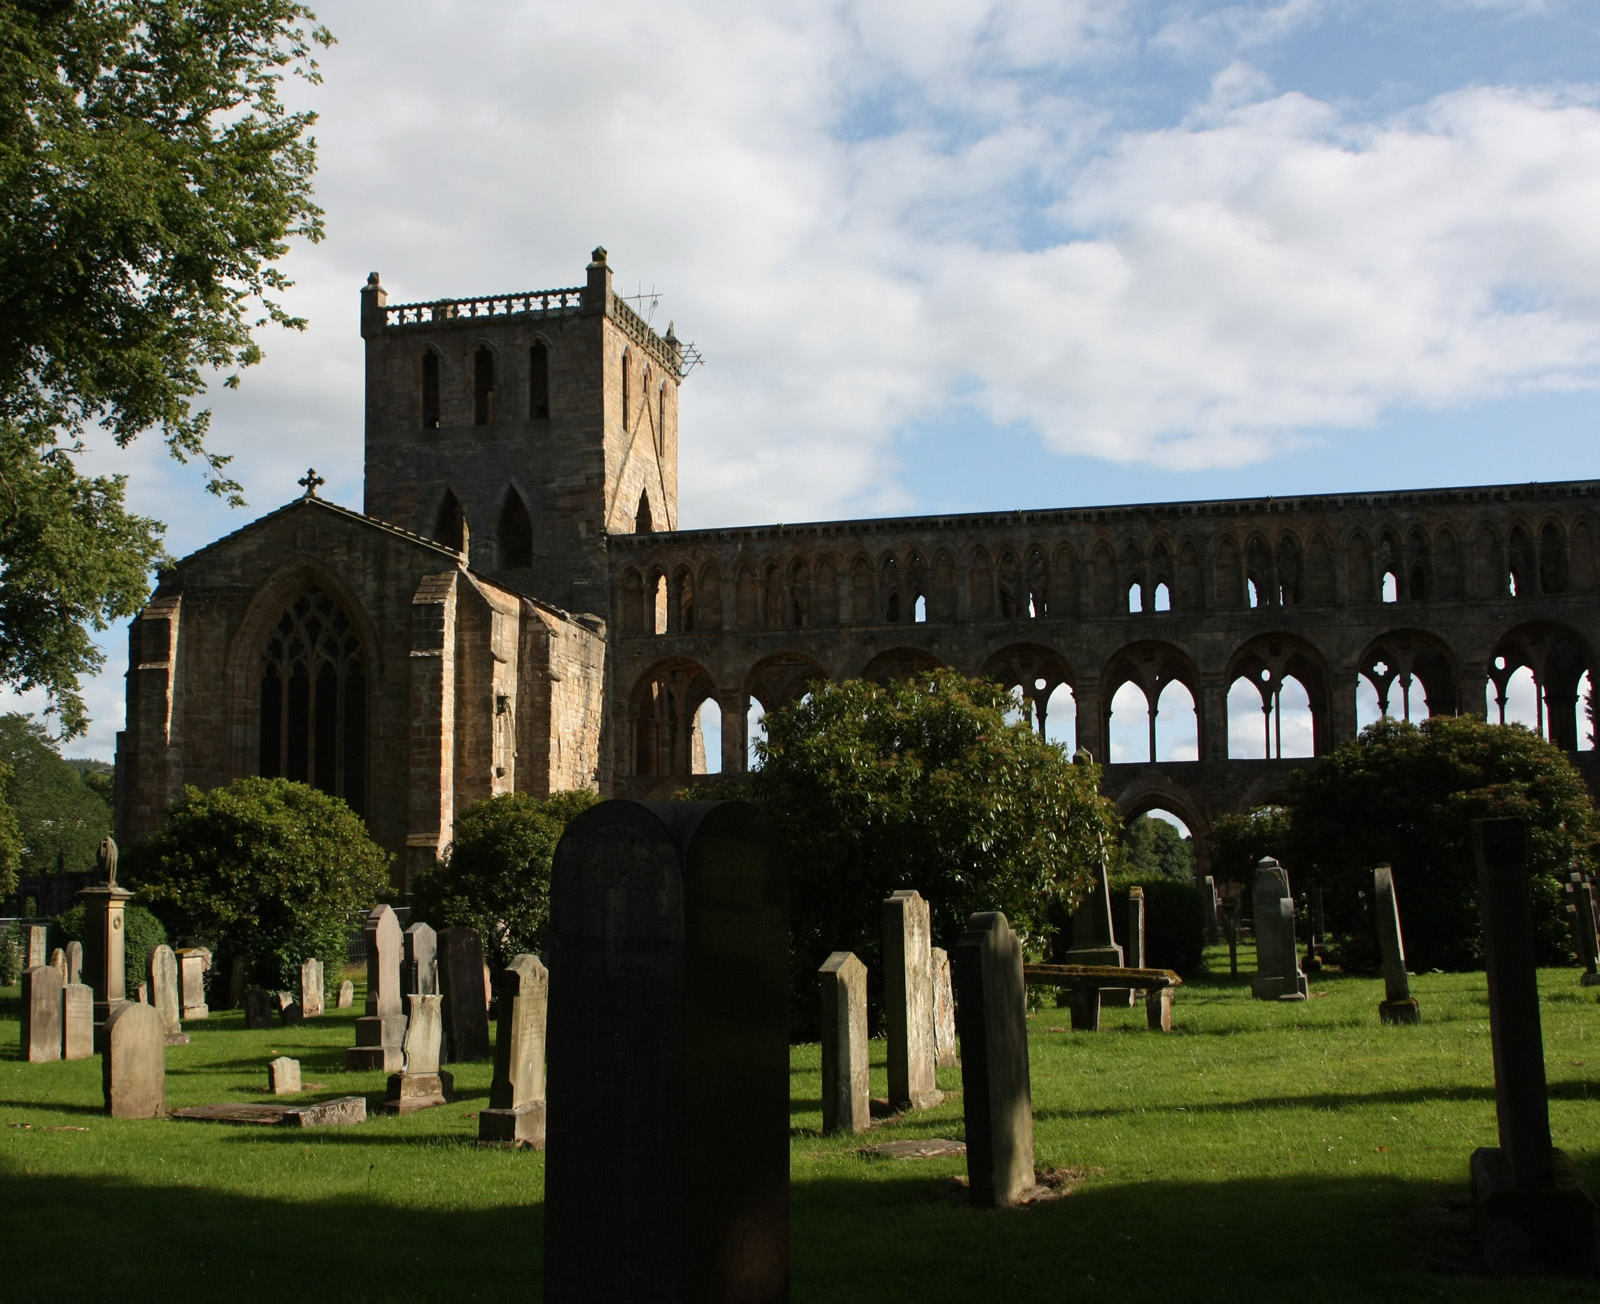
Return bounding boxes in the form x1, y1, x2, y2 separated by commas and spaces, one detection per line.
1119, 813, 1197, 884
0, 1, 331, 734
1208, 805, 1294, 889
0, 713, 112, 897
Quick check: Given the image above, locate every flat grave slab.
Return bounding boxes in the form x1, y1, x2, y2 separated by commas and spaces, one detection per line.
170, 1096, 367, 1128
859, 1138, 967, 1159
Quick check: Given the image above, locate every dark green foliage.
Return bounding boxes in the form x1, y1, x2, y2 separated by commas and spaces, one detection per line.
124, 777, 389, 989
1119, 815, 1196, 883
68, 759, 116, 808
1284, 716, 1597, 971
748, 671, 1123, 1038
411, 789, 601, 972
54, 902, 166, 995
0, 920, 19, 984
1110, 880, 1204, 978
1208, 805, 1293, 890
0, 2, 332, 733
0, 714, 111, 890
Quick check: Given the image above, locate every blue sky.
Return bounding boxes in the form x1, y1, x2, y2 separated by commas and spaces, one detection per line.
20, 0, 1600, 759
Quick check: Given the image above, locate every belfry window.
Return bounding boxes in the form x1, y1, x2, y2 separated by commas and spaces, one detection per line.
421, 351, 440, 429
635, 490, 654, 534
529, 341, 550, 419
500, 491, 533, 568
473, 347, 495, 425
259, 588, 366, 815
434, 491, 466, 553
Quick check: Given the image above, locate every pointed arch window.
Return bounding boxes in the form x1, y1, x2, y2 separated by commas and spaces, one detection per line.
657, 383, 666, 456
421, 351, 441, 429
635, 490, 654, 534
473, 347, 495, 425
529, 341, 550, 420
434, 491, 466, 553
259, 588, 366, 815
499, 491, 533, 568
621, 349, 632, 428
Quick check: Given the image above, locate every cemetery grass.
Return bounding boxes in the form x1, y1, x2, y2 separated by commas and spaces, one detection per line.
0, 950, 1597, 1302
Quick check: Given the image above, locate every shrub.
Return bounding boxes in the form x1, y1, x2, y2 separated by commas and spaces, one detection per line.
124, 777, 392, 990
0, 922, 20, 985
1110, 880, 1204, 978
54, 903, 167, 994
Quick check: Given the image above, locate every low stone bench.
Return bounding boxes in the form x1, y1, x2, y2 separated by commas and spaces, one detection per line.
1022, 963, 1182, 1032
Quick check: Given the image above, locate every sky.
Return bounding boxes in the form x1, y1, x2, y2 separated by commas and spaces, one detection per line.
22, 0, 1600, 761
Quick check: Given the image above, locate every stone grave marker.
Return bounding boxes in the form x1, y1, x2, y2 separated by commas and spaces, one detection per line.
1106, 887, 1147, 1006
1565, 873, 1600, 988
276, 991, 303, 1024
952, 912, 1035, 1208
437, 926, 491, 1062
148, 945, 189, 1045
77, 837, 131, 1025
402, 922, 437, 1004
244, 985, 273, 1030
930, 945, 958, 1069
268, 1056, 302, 1095
1374, 866, 1421, 1025
383, 993, 453, 1113
102, 1001, 165, 1118
347, 904, 405, 1071
50, 947, 68, 983
300, 957, 325, 1018
1059, 847, 1126, 1019
545, 799, 789, 1304
175, 949, 209, 1019
1469, 819, 1599, 1275
818, 951, 869, 1136
1250, 858, 1307, 1001
25, 924, 47, 970
479, 954, 548, 1146
883, 889, 941, 1110
337, 979, 354, 1008
62, 983, 93, 1059
1203, 875, 1220, 945
21, 965, 64, 1062
65, 940, 82, 985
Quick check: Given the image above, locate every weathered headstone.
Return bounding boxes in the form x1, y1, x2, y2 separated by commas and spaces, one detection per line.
1374, 866, 1420, 1025
49, 947, 68, 983
1468, 819, 1599, 1276
437, 926, 491, 1062
102, 1000, 165, 1119
1106, 887, 1146, 1005
1147, 986, 1174, 1032
300, 957, 325, 1018
336, 979, 354, 1009
1203, 875, 1220, 945
65, 939, 82, 985
347, 904, 405, 1071
1249, 857, 1307, 1001
21, 966, 64, 1062
402, 922, 437, 1004
135, 982, 149, 1004
384, 993, 453, 1113
883, 889, 941, 1110
276, 991, 303, 1025
1058, 849, 1126, 1018
952, 912, 1034, 1208
62, 983, 93, 1059
268, 1056, 302, 1095
77, 836, 131, 1025
25, 924, 47, 970
244, 985, 273, 1030
175, 949, 209, 1019
545, 799, 789, 1304
930, 945, 958, 1070
483, 962, 493, 1012
479, 954, 548, 1146
1565, 873, 1600, 988
148, 945, 189, 1045
818, 951, 869, 1136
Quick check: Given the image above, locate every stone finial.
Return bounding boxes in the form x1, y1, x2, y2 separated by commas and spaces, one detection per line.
298, 468, 324, 498
98, 836, 118, 886
589, 246, 608, 266
366, 271, 381, 286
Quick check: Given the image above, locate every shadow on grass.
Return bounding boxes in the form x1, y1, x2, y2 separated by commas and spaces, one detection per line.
1032, 1081, 1506, 1123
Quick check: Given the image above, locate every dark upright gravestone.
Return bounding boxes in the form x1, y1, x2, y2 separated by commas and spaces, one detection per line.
1564, 872, 1600, 989
952, 912, 1035, 1208
1374, 866, 1420, 1025
1469, 819, 1599, 1276
1060, 848, 1125, 1016
479, 953, 549, 1147
437, 926, 491, 1062
21, 966, 64, 1062
403, 922, 439, 1004
544, 800, 789, 1304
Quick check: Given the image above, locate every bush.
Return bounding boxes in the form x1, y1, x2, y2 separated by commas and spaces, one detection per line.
1110, 880, 1204, 978
54, 903, 167, 994
412, 789, 601, 972
0, 714, 110, 888
0, 922, 20, 985
124, 778, 392, 990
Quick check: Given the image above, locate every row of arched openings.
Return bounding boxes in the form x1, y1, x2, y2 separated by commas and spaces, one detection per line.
431, 489, 534, 569
419, 342, 552, 430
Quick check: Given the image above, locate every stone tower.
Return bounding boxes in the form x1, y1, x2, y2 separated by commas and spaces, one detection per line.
360, 248, 683, 613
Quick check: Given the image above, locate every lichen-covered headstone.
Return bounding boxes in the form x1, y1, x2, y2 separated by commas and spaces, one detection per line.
175, 949, 209, 1019
337, 979, 354, 1009
883, 889, 941, 1110
1250, 857, 1307, 1001
62, 983, 93, 1059
930, 945, 958, 1070
268, 1056, 302, 1095
818, 951, 869, 1136
1374, 866, 1420, 1025
480, 954, 548, 1146
148, 945, 188, 1045
300, 957, 325, 1018
65, 940, 82, 985
276, 991, 303, 1025
383, 993, 452, 1113
25, 925, 47, 970
49, 947, 68, 984
21, 966, 63, 1062
402, 922, 437, 1003
102, 1001, 165, 1118
348, 904, 405, 1071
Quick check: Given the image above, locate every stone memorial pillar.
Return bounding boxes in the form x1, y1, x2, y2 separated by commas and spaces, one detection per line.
347, 905, 406, 1071
1469, 819, 1599, 1275
402, 922, 438, 1005
300, 957, 325, 1018
21, 966, 64, 1062
77, 836, 131, 1027
1203, 876, 1220, 945
62, 983, 93, 1059
437, 926, 492, 1061
930, 945, 958, 1069
102, 1001, 165, 1118
883, 889, 941, 1110
1250, 857, 1307, 1001
545, 799, 789, 1304
1374, 866, 1420, 1025
480, 954, 549, 1146
383, 993, 453, 1113
952, 912, 1035, 1208
148, 945, 188, 1045
65, 940, 82, 986
818, 951, 869, 1136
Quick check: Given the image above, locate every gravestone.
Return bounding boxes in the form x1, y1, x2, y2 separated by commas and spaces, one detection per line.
244, 986, 273, 1030
1468, 819, 1599, 1276
930, 945, 958, 1070
175, 949, 209, 1019
1565, 873, 1600, 988
818, 951, 869, 1136
148, 945, 189, 1045
483, 962, 493, 1012
1203, 876, 1220, 945
348, 904, 405, 1071
545, 800, 789, 1304
21, 966, 64, 1062
300, 957, 325, 1018
228, 955, 248, 1009
883, 889, 941, 1110
336, 979, 354, 1008
952, 912, 1034, 1208
402, 922, 438, 1005
384, 993, 453, 1113
480, 954, 549, 1146
65, 940, 82, 985
437, 926, 491, 1062
77, 836, 131, 1025
268, 1056, 302, 1095
62, 983, 93, 1059
1374, 866, 1420, 1025
276, 991, 303, 1025
102, 1001, 165, 1118
1147, 986, 1174, 1032
26, 924, 47, 970
1059, 849, 1126, 1017
1106, 887, 1147, 1005
1249, 858, 1308, 1001
50, 947, 68, 983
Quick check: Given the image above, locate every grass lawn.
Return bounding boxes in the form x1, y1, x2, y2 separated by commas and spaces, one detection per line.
2, 945, 1598, 1302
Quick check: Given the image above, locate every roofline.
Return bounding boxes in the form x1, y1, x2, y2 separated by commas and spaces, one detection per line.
166, 495, 464, 571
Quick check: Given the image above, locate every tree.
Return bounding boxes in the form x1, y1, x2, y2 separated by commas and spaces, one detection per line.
0, 762, 20, 901
1284, 716, 1598, 970
1119, 814, 1196, 884
0, 2, 332, 734
0, 713, 111, 890
748, 670, 1123, 1035
125, 777, 389, 987
1208, 805, 1294, 889
411, 789, 601, 972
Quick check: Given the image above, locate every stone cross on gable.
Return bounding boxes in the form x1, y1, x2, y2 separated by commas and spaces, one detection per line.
298, 468, 325, 498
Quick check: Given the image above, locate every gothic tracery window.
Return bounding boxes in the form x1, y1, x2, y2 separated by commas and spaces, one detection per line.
259, 588, 366, 815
